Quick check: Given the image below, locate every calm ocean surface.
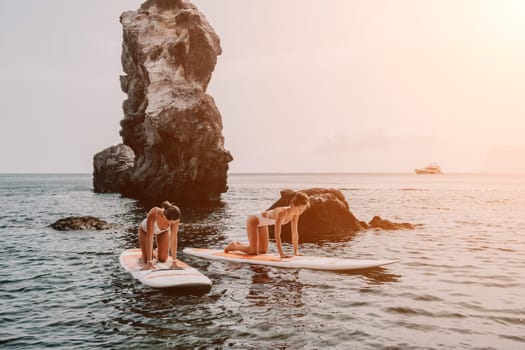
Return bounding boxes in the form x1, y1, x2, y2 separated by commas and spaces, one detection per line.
1, 173, 524, 349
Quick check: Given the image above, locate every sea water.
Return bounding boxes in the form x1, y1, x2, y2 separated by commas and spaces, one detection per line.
1, 173, 524, 349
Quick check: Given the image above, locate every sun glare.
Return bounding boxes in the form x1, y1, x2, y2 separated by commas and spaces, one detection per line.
474, 0, 525, 42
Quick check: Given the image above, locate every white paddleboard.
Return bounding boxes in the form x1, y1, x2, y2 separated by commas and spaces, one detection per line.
119, 248, 212, 289
183, 248, 399, 271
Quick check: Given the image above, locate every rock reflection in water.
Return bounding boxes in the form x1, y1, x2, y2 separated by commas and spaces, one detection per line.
337, 266, 401, 285
246, 266, 305, 310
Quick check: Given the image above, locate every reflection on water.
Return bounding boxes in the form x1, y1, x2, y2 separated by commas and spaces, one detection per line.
247, 266, 305, 309
109, 264, 237, 348
337, 267, 401, 285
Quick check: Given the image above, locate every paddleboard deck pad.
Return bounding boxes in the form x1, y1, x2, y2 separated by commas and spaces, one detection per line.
183, 248, 399, 271
120, 248, 212, 289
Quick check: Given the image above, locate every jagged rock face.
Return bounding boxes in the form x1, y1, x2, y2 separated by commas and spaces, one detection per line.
93, 0, 232, 202
93, 144, 135, 193
268, 188, 367, 243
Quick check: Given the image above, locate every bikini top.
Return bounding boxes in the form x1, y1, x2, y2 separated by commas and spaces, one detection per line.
140, 209, 171, 235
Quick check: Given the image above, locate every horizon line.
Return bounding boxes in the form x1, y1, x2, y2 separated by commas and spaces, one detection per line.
1, 171, 525, 176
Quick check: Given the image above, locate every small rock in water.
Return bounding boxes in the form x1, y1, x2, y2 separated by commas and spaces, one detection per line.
268, 188, 366, 242
368, 215, 415, 230
267, 188, 417, 242
50, 216, 115, 231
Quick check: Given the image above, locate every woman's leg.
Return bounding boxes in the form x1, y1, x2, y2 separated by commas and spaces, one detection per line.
225, 215, 259, 254
257, 226, 269, 254
138, 227, 148, 262
156, 232, 170, 263
246, 215, 260, 254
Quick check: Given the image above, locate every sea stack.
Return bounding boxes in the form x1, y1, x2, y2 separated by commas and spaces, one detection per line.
93, 0, 232, 202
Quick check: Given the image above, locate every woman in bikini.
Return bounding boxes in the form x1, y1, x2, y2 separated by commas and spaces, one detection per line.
224, 192, 309, 258
138, 201, 181, 270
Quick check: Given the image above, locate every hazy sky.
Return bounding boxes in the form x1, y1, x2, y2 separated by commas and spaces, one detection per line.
1, 0, 524, 173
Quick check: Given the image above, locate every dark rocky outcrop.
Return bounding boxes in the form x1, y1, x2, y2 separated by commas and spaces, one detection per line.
268, 188, 416, 242
93, 0, 232, 203
268, 188, 366, 243
93, 144, 135, 193
50, 216, 116, 231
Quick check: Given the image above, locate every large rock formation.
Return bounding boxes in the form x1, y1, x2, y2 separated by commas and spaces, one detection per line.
93, 0, 232, 202
268, 188, 416, 242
